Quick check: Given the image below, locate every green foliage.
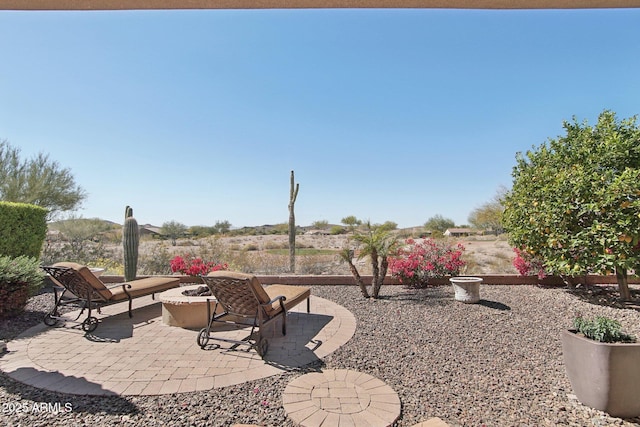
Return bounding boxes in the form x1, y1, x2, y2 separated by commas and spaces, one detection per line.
214, 220, 231, 234
341, 215, 362, 232
272, 223, 290, 235
42, 216, 117, 267
189, 225, 218, 238
424, 214, 455, 233
161, 220, 188, 245
378, 221, 398, 231
189, 221, 232, 238
340, 219, 400, 299
0, 255, 45, 318
0, 139, 86, 219
468, 187, 507, 233
123, 206, 140, 281
55, 216, 115, 245
503, 110, 640, 299
573, 316, 636, 343
0, 201, 47, 258
330, 225, 346, 235
311, 220, 329, 229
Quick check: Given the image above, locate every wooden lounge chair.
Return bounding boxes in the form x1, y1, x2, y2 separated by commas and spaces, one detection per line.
197, 270, 311, 357
41, 262, 180, 332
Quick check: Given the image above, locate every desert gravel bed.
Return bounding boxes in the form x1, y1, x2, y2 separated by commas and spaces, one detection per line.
1, 284, 640, 427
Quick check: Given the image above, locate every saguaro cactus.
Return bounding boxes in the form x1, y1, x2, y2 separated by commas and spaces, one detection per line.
288, 170, 299, 273
123, 205, 139, 282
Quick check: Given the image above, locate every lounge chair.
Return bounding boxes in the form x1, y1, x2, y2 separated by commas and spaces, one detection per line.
197, 271, 311, 357
41, 262, 180, 332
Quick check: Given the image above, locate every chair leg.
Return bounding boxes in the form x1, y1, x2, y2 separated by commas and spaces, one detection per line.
307, 297, 310, 313
281, 311, 287, 335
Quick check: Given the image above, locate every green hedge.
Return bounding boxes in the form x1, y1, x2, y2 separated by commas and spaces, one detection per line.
0, 202, 48, 259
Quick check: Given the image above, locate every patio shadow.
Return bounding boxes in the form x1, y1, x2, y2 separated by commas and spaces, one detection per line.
262, 312, 333, 370
84, 303, 163, 343
2, 367, 140, 407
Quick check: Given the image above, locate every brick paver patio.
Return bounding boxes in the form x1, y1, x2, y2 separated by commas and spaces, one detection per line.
0, 294, 355, 396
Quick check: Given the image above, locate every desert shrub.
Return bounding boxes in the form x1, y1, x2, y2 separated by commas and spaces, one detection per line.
296, 254, 339, 274
330, 226, 346, 235
264, 241, 287, 250
0, 255, 45, 318
138, 243, 173, 275
41, 238, 117, 268
204, 238, 229, 261
242, 251, 289, 274
389, 238, 466, 288
574, 316, 636, 343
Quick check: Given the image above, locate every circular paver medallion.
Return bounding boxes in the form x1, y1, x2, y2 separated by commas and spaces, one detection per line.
283, 369, 401, 427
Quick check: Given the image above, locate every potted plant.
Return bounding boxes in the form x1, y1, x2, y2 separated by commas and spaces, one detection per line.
561, 315, 640, 418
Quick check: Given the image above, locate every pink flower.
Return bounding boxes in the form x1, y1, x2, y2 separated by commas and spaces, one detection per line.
389, 238, 466, 288
169, 255, 228, 276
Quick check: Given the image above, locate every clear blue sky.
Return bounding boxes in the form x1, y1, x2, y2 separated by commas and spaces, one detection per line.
1, 8, 639, 228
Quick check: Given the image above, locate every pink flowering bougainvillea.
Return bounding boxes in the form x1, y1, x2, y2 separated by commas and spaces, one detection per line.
512, 247, 547, 279
388, 238, 466, 288
170, 255, 228, 276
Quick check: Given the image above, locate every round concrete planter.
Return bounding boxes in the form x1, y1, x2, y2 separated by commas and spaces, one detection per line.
561, 329, 640, 418
449, 276, 482, 303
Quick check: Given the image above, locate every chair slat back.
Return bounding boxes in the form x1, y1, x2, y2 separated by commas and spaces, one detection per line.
41, 266, 108, 302
202, 275, 260, 317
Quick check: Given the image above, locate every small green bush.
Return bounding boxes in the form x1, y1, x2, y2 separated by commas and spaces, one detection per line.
0, 202, 47, 258
330, 225, 346, 235
0, 255, 45, 318
574, 316, 636, 343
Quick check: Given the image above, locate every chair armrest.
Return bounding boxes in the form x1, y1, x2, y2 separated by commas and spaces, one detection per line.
263, 295, 287, 306
106, 283, 133, 290
261, 295, 287, 315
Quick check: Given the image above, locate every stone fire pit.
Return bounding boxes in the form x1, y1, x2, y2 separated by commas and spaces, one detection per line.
159, 284, 223, 329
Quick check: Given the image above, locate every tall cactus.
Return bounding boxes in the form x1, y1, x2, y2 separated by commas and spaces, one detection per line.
123, 205, 139, 282
288, 170, 299, 273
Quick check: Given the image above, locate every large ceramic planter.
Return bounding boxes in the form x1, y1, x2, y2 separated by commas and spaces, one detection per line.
449, 276, 482, 303
561, 329, 640, 418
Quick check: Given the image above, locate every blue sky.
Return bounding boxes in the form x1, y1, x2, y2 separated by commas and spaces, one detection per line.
1, 8, 639, 228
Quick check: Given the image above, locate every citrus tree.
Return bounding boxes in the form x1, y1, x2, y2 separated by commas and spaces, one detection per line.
503, 110, 640, 301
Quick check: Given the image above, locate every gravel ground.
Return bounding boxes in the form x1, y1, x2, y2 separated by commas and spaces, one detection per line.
1, 283, 640, 427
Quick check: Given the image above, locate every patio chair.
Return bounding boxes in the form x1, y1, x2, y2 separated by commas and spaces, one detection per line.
41, 262, 180, 332
197, 271, 311, 357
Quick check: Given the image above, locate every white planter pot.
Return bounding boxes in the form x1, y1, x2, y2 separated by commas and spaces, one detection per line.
449, 277, 482, 303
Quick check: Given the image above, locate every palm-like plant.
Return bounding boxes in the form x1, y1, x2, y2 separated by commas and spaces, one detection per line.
339, 221, 399, 299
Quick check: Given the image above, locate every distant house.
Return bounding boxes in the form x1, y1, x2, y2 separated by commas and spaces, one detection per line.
139, 225, 163, 238
443, 228, 474, 237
